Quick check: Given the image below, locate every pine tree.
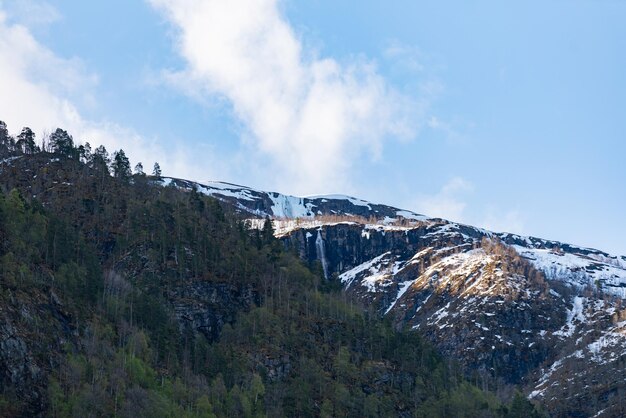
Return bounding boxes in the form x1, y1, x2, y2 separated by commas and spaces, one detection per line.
509, 392, 541, 418
0, 121, 15, 155
0, 121, 8, 143
91, 145, 110, 175
78, 142, 92, 163
134, 162, 145, 176
112, 149, 132, 180
16, 127, 38, 154
48, 128, 75, 157
152, 162, 162, 179
261, 217, 274, 244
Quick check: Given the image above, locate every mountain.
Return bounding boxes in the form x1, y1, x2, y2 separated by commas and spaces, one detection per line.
0, 147, 543, 418
161, 176, 626, 417
0, 135, 621, 416
160, 177, 426, 221
161, 176, 626, 295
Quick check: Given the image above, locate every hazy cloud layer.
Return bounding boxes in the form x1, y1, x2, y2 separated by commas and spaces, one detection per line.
150, 0, 423, 194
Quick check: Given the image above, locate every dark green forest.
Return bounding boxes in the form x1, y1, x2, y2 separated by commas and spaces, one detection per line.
0, 122, 543, 417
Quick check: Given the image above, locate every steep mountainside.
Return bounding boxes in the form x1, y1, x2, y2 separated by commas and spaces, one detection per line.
0, 146, 542, 418
161, 177, 427, 221
161, 177, 626, 296
0, 142, 620, 417
163, 177, 626, 418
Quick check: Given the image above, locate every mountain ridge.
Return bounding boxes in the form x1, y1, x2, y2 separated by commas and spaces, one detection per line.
1, 148, 624, 416
160, 176, 626, 298
161, 176, 625, 258
0, 149, 548, 417
159, 175, 626, 417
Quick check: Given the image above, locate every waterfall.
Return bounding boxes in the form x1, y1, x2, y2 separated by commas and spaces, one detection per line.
315, 230, 329, 279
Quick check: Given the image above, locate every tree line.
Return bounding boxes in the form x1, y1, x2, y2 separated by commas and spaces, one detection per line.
0, 120, 161, 181
0, 120, 546, 417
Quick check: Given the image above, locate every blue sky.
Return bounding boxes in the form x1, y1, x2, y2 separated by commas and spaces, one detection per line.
0, 0, 624, 255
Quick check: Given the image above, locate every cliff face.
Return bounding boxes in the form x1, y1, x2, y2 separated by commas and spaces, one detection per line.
169, 282, 258, 342
154, 176, 626, 416
0, 284, 76, 416
279, 220, 626, 416
281, 223, 560, 378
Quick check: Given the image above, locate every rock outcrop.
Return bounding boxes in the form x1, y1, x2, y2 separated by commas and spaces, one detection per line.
162, 177, 626, 417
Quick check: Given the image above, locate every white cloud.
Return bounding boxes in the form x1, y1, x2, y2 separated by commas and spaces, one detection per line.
480, 208, 525, 235
150, 0, 425, 195
412, 177, 474, 222
0, 8, 201, 180
410, 177, 525, 234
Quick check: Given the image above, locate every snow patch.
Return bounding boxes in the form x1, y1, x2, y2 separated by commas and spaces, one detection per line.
339, 253, 391, 288
514, 246, 626, 298
268, 193, 315, 218
384, 280, 415, 315
554, 297, 586, 338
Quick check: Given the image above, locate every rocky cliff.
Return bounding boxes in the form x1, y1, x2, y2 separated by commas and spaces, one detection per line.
167, 177, 626, 417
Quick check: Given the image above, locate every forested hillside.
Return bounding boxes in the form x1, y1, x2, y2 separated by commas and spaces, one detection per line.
0, 122, 543, 417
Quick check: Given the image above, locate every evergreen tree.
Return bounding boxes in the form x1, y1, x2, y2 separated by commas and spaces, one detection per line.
509, 392, 542, 418
0, 120, 15, 154
78, 142, 92, 163
112, 149, 132, 180
152, 162, 162, 179
16, 127, 38, 154
91, 145, 110, 174
134, 162, 145, 176
261, 217, 275, 244
0, 120, 8, 143
48, 128, 75, 157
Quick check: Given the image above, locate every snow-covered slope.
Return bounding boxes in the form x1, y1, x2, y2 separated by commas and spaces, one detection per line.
161, 176, 626, 417
160, 177, 430, 221
161, 176, 626, 299
281, 221, 626, 416
512, 245, 626, 298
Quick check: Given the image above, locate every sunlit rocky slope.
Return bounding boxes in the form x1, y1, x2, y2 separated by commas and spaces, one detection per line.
163, 176, 626, 417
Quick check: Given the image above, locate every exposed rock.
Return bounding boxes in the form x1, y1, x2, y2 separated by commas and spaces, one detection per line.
170, 282, 258, 342
153, 176, 626, 417
0, 286, 76, 417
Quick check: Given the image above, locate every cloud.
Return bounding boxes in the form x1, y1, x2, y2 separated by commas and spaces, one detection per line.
1, 0, 61, 28
384, 41, 425, 73
150, 0, 425, 195
480, 208, 525, 235
0, 7, 201, 180
412, 177, 474, 222
411, 177, 525, 234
